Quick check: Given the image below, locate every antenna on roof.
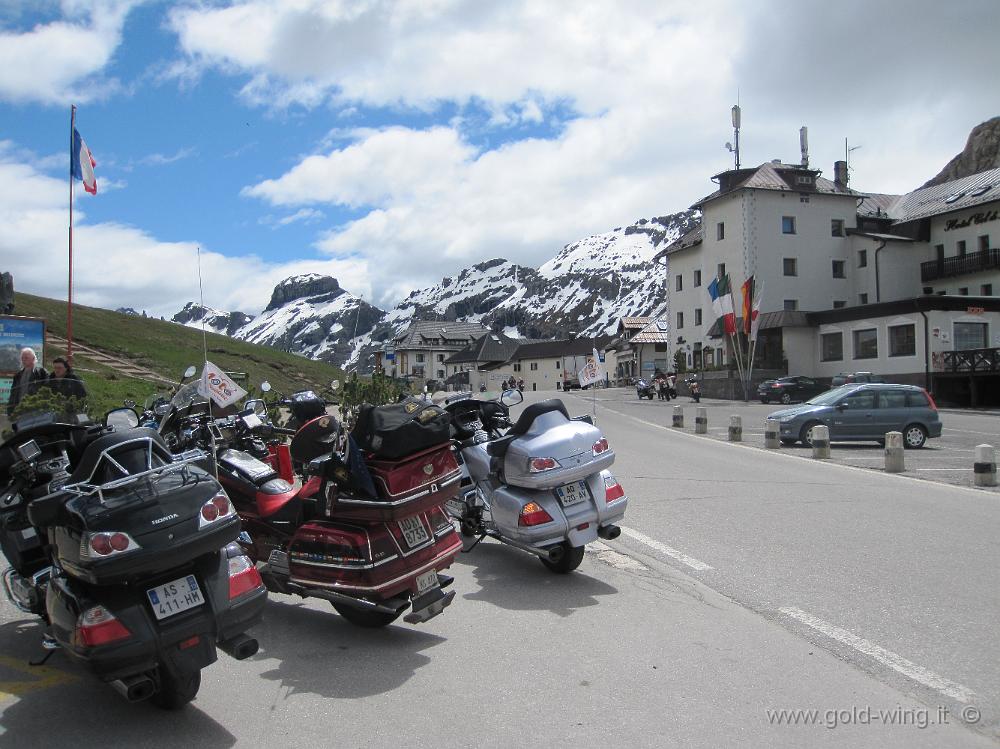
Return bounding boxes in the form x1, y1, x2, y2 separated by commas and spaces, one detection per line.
800, 126, 809, 168
725, 103, 741, 169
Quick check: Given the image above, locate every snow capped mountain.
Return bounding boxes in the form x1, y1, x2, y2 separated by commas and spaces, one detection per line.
171, 210, 698, 371
172, 302, 254, 336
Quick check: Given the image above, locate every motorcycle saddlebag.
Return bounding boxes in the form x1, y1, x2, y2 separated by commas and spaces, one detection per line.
351, 398, 452, 460
326, 443, 461, 522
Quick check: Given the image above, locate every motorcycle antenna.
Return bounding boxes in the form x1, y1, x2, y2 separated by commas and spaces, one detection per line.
196, 246, 213, 419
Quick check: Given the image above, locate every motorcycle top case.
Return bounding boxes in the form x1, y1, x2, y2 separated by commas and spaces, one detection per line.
351, 397, 451, 460
503, 410, 615, 491
326, 443, 461, 522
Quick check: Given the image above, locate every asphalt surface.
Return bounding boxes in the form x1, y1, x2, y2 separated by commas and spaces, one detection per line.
1, 389, 998, 747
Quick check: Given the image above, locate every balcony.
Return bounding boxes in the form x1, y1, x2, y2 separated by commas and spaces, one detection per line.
921, 248, 1000, 282
940, 348, 1000, 373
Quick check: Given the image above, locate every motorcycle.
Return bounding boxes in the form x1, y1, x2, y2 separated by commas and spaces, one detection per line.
160, 386, 462, 628
443, 391, 629, 573
0, 408, 266, 708
636, 379, 656, 400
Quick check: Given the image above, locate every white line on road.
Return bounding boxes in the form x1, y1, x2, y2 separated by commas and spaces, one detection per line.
943, 427, 1000, 437
618, 526, 714, 571
588, 541, 649, 571
779, 607, 976, 703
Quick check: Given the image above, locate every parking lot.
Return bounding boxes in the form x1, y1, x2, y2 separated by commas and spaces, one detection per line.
571, 388, 1000, 494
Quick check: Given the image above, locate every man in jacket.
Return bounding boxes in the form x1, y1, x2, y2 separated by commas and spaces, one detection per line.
46, 356, 88, 400
6, 347, 48, 416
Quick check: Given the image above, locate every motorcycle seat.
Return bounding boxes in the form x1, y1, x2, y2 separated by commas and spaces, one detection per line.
507, 399, 569, 436
486, 434, 517, 458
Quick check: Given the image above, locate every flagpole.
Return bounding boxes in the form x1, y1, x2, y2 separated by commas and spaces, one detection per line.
68, 105, 76, 363
196, 246, 213, 421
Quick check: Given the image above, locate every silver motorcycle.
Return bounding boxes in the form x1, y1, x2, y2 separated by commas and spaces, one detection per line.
444, 391, 628, 573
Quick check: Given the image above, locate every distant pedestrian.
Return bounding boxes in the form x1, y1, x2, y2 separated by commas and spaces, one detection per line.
6, 347, 48, 416
657, 376, 668, 401
517, 378, 524, 392
667, 372, 677, 400
45, 356, 88, 400
689, 379, 701, 403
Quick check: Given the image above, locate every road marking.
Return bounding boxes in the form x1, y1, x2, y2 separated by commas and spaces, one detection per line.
618, 526, 713, 571
0, 654, 79, 702
779, 607, 976, 703
943, 427, 1000, 437
588, 541, 649, 571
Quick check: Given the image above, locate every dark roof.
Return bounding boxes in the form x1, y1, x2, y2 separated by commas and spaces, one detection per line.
629, 318, 672, 343
707, 310, 809, 337
394, 320, 491, 349
512, 336, 612, 360
807, 296, 1000, 326
445, 331, 522, 365
658, 222, 704, 258
891, 167, 1000, 225
692, 162, 860, 211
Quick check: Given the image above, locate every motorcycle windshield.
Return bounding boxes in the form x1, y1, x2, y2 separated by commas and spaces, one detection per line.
170, 382, 208, 409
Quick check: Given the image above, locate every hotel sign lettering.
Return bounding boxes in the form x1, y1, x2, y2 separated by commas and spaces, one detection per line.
944, 210, 999, 231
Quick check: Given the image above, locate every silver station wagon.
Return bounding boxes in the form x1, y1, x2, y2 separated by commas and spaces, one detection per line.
767, 383, 942, 448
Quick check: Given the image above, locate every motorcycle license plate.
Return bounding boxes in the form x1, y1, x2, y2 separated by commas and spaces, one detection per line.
415, 570, 439, 596
147, 575, 204, 621
555, 480, 589, 508
398, 516, 430, 548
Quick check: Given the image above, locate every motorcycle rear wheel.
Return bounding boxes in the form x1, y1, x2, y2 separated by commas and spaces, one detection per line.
332, 603, 401, 628
151, 664, 201, 710
540, 542, 585, 574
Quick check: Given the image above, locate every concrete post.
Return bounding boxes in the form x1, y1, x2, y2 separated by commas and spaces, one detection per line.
884, 431, 904, 473
811, 425, 831, 459
764, 419, 780, 449
695, 407, 707, 434
974, 444, 997, 487
672, 406, 684, 429
728, 415, 742, 442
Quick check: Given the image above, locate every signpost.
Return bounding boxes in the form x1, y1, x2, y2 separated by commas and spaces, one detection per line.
0, 315, 46, 409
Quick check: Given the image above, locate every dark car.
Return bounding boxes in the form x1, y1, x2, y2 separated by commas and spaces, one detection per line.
756, 379, 777, 402
767, 383, 942, 448
761, 376, 827, 405
830, 371, 886, 387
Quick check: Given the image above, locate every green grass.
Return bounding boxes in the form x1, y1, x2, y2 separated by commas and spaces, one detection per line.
12, 292, 345, 414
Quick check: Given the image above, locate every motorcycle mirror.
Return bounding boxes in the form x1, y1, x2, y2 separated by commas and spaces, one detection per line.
183, 365, 197, 380
249, 399, 268, 417
261, 381, 272, 393
499, 388, 523, 407
105, 407, 140, 430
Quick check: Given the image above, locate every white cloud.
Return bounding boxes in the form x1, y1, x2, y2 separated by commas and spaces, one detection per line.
0, 1, 141, 105
139, 147, 197, 166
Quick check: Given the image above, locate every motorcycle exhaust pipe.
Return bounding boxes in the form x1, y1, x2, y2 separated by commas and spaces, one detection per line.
495, 535, 561, 561
597, 524, 621, 540
218, 633, 259, 661
110, 674, 156, 703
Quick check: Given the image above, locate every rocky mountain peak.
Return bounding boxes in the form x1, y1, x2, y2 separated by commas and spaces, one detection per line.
922, 116, 1000, 188
265, 274, 342, 311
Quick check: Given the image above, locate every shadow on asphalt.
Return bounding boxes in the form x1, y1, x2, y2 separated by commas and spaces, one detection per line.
251, 596, 446, 700
453, 539, 618, 617
0, 619, 237, 748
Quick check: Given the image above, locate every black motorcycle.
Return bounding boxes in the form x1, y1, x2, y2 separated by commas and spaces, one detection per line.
635, 379, 656, 400
0, 409, 267, 708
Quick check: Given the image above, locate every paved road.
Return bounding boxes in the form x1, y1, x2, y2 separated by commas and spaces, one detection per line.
1, 390, 997, 747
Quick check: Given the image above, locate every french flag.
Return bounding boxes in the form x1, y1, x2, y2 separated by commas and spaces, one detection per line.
71, 128, 97, 195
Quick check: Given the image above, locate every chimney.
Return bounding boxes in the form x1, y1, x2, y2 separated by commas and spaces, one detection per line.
834, 160, 849, 189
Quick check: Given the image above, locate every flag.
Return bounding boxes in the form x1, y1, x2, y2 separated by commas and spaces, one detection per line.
198, 360, 247, 408
719, 274, 736, 335
740, 275, 755, 336
71, 128, 97, 195
707, 277, 724, 321
578, 348, 605, 388
749, 285, 763, 342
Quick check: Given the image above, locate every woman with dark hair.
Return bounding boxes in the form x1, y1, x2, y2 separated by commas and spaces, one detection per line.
46, 356, 88, 399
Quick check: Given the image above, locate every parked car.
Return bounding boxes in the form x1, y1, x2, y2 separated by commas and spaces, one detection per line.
767, 383, 941, 448
761, 376, 827, 405
757, 379, 777, 402
830, 371, 886, 387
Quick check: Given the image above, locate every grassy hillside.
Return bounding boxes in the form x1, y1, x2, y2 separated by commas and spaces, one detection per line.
11, 293, 345, 414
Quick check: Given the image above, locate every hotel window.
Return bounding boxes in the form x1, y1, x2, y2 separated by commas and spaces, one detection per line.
858, 249, 868, 267
717, 222, 725, 240
983, 284, 994, 296
935, 244, 944, 262
959, 287, 969, 296
833, 301, 846, 309
513, 363, 521, 372
782, 216, 796, 234
853, 328, 878, 359
530, 362, 538, 371
821, 332, 843, 361
556, 361, 560, 369
717, 263, 726, 279
831, 219, 845, 237
415, 353, 425, 363
859, 293, 868, 304
832, 260, 845, 278
676, 311, 684, 329
694, 308, 702, 325
676, 274, 683, 292
889, 324, 916, 357
783, 299, 798, 311
979, 235, 990, 251
694, 270, 702, 287
957, 240, 967, 256
783, 258, 798, 276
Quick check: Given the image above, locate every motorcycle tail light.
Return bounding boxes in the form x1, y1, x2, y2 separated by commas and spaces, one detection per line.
603, 473, 626, 504
199, 493, 234, 529
82, 531, 139, 559
73, 605, 131, 647
592, 438, 609, 455
227, 554, 264, 600
528, 457, 560, 473
518, 502, 554, 527
427, 506, 455, 535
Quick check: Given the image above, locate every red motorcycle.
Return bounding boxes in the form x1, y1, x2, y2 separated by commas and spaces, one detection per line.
161, 386, 461, 627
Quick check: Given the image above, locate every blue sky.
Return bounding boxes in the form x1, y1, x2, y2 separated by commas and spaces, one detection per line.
0, 1, 997, 318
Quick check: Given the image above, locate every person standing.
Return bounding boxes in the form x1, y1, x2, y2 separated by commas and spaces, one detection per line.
45, 356, 88, 400
6, 347, 48, 416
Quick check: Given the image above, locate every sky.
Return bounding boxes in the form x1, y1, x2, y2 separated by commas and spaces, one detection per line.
0, 0, 997, 320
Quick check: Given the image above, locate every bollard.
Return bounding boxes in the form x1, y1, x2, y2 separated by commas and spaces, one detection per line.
974, 444, 997, 487
728, 415, 742, 442
884, 431, 904, 473
811, 425, 831, 459
672, 405, 684, 429
695, 407, 707, 434
764, 419, 780, 449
